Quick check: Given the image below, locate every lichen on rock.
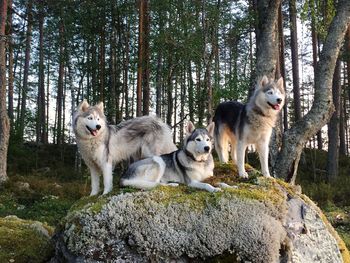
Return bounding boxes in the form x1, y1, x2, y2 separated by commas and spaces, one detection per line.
53, 163, 348, 263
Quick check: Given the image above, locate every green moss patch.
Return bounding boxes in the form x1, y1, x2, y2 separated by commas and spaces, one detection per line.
0, 216, 54, 263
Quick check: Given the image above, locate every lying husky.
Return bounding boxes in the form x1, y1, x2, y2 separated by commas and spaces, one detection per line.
213, 75, 285, 178
73, 100, 177, 195
120, 121, 220, 192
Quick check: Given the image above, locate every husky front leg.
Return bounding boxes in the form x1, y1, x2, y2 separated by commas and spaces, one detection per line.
256, 141, 271, 177
188, 181, 221, 192
102, 162, 114, 194
90, 167, 101, 196
236, 140, 248, 178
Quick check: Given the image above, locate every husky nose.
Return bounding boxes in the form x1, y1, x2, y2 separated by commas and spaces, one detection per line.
96, 125, 101, 130
204, 146, 210, 152
277, 98, 282, 104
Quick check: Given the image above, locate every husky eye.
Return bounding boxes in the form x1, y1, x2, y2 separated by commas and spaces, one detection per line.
87, 116, 93, 120
97, 118, 100, 121
267, 90, 273, 95
206, 138, 210, 142
196, 138, 201, 142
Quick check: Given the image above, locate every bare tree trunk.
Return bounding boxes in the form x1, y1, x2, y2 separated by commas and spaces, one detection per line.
310, 1, 324, 150
155, 52, 162, 117
187, 61, 194, 123
289, 0, 302, 121
56, 19, 65, 145
46, 45, 50, 143
6, 0, 13, 133
0, 0, 9, 183
254, 0, 281, 80
274, 0, 350, 182
136, 0, 150, 116
18, 0, 33, 142
327, 59, 341, 181
123, 19, 130, 119
99, 23, 105, 102
278, 4, 288, 131
37, 6, 46, 143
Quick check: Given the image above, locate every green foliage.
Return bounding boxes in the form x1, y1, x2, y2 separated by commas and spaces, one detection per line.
300, 0, 336, 40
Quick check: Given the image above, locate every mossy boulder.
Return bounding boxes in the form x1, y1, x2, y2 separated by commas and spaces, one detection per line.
53, 164, 349, 263
0, 215, 54, 263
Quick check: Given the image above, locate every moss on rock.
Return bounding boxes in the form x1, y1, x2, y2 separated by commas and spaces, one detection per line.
0, 215, 54, 263
53, 162, 348, 263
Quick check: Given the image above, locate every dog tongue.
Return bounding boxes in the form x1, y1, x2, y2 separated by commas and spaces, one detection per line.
273, 104, 280, 110
91, 130, 98, 136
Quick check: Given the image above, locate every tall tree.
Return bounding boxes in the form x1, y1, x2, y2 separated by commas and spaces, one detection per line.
36, 3, 46, 143
56, 19, 65, 145
18, 0, 33, 142
136, 0, 150, 116
310, 0, 324, 150
289, 0, 302, 121
0, 0, 9, 183
6, 0, 13, 133
326, 59, 341, 181
274, 0, 350, 183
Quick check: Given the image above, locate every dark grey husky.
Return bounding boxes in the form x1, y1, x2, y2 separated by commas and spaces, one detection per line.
120, 121, 220, 192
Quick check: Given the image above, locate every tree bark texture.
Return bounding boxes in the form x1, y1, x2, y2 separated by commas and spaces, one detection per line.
136, 0, 150, 116
0, 0, 9, 183
18, 0, 32, 142
326, 59, 341, 181
274, 0, 350, 182
56, 20, 65, 145
6, 0, 13, 131
289, 0, 302, 121
37, 7, 46, 143
254, 0, 281, 80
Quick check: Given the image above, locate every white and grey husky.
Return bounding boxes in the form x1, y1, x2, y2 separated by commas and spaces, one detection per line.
120, 121, 221, 192
73, 100, 177, 195
213, 75, 285, 178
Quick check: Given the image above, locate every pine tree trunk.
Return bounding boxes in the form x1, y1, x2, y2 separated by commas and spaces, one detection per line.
327, 59, 341, 181
18, 0, 33, 142
99, 24, 105, 102
274, 0, 350, 182
278, 4, 288, 131
0, 0, 9, 183
289, 0, 302, 121
37, 7, 46, 143
56, 20, 65, 145
136, 0, 150, 116
123, 19, 130, 119
6, 0, 13, 133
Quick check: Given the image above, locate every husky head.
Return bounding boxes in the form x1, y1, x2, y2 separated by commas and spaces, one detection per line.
254, 76, 285, 112
73, 100, 107, 139
184, 121, 215, 162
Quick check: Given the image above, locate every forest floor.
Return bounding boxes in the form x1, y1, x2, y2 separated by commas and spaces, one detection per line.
1, 143, 349, 251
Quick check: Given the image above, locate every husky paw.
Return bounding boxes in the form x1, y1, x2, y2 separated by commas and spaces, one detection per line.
211, 187, 223, 192
216, 183, 238, 189
166, 183, 179, 187
239, 171, 249, 178
90, 191, 99, 196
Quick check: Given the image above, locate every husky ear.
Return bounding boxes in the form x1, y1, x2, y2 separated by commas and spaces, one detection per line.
96, 102, 104, 113
186, 121, 195, 134
206, 122, 215, 137
259, 75, 269, 88
276, 77, 284, 92
78, 100, 90, 112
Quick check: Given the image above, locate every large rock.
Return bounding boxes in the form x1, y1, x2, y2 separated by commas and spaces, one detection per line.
52, 173, 349, 263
